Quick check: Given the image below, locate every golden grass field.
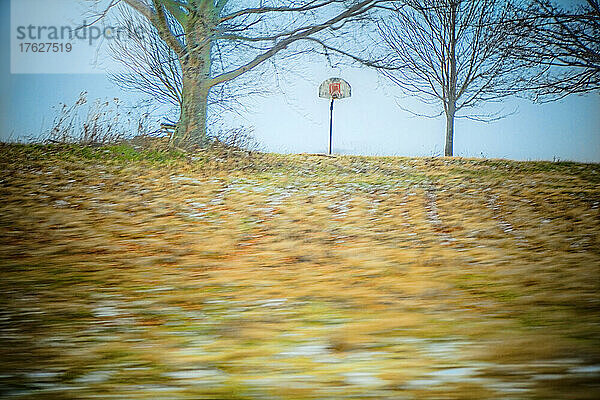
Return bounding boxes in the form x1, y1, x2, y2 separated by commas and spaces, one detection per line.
1, 143, 599, 399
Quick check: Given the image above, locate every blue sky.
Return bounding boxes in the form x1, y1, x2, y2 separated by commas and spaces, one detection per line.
1, 0, 598, 161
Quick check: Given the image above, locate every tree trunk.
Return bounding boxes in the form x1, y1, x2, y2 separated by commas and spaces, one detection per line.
173, 61, 210, 148
445, 2, 457, 157
172, 13, 213, 149
445, 105, 455, 157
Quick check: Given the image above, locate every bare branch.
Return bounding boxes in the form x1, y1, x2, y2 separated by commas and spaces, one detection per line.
210, 0, 384, 87
122, 0, 155, 20
506, 0, 600, 99
220, 1, 334, 22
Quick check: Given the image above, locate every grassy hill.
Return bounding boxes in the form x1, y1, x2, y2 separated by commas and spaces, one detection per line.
1, 143, 599, 399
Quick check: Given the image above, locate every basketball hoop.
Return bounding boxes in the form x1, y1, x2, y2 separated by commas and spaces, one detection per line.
329, 82, 342, 98
319, 77, 351, 155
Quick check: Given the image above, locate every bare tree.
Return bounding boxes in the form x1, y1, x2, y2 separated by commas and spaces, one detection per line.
107, 5, 266, 129
94, 0, 392, 148
509, 0, 600, 100
375, 0, 531, 157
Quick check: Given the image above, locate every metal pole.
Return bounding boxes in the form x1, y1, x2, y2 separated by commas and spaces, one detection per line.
329, 98, 334, 155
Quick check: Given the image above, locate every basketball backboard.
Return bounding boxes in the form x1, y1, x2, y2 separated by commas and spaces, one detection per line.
319, 78, 351, 99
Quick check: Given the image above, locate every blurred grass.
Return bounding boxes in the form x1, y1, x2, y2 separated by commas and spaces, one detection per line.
0, 142, 599, 399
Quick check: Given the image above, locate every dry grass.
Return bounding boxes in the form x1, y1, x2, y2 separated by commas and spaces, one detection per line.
0, 144, 599, 399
